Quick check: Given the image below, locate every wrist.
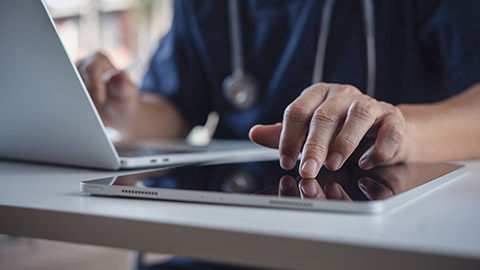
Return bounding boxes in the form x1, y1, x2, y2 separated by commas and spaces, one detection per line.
396, 103, 440, 162
399, 113, 418, 162
118, 97, 141, 140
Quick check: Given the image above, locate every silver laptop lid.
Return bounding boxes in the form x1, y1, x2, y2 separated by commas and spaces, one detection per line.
0, 0, 121, 169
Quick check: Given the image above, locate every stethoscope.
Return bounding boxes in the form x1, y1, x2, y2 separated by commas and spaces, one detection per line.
222, 0, 377, 110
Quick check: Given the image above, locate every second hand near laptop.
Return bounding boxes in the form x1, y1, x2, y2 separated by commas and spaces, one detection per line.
101, 59, 220, 146
102, 59, 143, 82
102, 59, 144, 142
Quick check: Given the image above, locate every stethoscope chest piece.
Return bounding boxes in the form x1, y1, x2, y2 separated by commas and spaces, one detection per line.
222, 73, 259, 109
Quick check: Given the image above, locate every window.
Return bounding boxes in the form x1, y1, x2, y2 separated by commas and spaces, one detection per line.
45, 0, 173, 84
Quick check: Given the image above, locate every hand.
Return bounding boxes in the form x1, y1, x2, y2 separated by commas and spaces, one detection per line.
76, 52, 139, 127
249, 83, 409, 178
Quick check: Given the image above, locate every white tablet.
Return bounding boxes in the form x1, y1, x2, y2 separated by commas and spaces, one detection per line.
81, 160, 465, 214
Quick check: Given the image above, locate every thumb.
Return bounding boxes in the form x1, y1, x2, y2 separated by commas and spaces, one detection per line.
248, 123, 282, 149
106, 71, 131, 99
107, 71, 128, 86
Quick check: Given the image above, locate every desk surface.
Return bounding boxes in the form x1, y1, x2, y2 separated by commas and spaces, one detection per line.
0, 159, 479, 269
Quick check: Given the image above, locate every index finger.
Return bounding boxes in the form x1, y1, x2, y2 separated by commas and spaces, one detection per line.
279, 84, 328, 170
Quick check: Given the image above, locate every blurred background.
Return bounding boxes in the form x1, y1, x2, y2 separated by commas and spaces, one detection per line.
1, 1, 174, 269
45, 0, 174, 84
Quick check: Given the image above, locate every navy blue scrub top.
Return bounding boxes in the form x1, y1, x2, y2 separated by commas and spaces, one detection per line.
141, 0, 480, 139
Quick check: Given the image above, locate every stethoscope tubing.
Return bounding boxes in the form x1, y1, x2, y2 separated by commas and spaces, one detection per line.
225, 0, 377, 109
227, 0, 245, 78
313, 0, 376, 97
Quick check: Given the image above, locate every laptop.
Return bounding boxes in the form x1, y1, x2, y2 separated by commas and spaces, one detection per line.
0, 0, 277, 170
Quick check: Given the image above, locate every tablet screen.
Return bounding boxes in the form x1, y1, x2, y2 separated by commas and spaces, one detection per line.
105, 160, 462, 202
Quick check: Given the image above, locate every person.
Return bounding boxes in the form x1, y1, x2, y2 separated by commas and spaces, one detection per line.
77, 0, 480, 180
77, 0, 480, 267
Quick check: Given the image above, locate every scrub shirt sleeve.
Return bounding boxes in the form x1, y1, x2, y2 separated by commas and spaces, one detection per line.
141, 2, 211, 129
419, 0, 480, 94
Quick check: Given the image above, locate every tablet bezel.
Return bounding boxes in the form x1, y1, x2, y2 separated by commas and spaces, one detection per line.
80, 162, 465, 214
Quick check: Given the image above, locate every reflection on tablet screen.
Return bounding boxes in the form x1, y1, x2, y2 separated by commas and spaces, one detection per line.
110, 161, 462, 202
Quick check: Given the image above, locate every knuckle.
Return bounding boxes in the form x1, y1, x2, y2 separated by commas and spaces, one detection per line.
392, 106, 403, 117
302, 83, 328, 96
304, 141, 328, 159
284, 103, 311, 122
334, 135, 358, 154
312, 107, 338, 126
326, 96, 343, 104
329, 86, 341, 95
380, 101, 394, 110
377, 101, 389, 107
349, 100, 376, 121
341, 84, 360, 95
312, 82, 327, 89
380, 102, 403, 116
384, 124, 404, 145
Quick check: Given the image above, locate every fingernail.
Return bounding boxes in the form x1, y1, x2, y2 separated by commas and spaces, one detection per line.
359, 178, 373, 192
359, 157, 374, 170
301, 181, 319, 197
328, 184, 343, 200
280, 155, 296, 170
301, 159, 319, 177
326, 152, 343, 170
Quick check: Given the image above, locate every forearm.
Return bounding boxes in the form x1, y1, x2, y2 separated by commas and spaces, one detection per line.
398, 83, 480, 162
119, 93, 189, 140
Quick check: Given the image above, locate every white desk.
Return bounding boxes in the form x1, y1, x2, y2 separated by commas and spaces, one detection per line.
0, 159, 479, 269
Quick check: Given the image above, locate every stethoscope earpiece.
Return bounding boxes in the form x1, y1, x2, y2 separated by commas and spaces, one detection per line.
222, 73, 259, 109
